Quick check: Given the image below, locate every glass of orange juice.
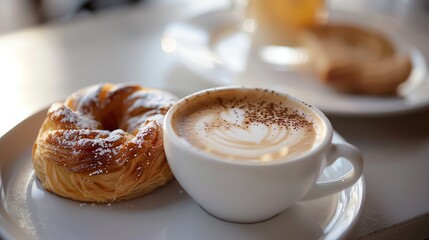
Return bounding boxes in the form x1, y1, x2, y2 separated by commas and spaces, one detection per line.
244, 0, 326, 45
237, 0, 326, 69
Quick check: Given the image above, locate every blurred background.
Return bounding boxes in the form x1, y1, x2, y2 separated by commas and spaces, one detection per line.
0, 0, 428, 35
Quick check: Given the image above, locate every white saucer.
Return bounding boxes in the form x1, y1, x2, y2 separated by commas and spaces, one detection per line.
0, 108, 365, 240
162, 9, 429, 116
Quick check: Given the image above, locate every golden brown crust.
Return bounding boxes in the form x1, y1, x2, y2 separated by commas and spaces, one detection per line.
302, 25, 412, 95
32, 83, 177, 202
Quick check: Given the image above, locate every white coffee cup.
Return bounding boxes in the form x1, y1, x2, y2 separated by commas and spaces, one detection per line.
163, 86, 363, 223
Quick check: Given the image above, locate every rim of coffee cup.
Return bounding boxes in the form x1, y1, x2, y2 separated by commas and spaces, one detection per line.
164, 86, 333, 166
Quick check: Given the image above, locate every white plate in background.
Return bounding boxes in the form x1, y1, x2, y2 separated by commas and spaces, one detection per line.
162, 9, 429, 116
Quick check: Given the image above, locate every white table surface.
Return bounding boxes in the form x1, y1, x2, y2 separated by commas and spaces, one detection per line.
1, 0, 429, 239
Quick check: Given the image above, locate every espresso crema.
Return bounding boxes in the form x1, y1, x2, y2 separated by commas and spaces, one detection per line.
173, 89, 324, 162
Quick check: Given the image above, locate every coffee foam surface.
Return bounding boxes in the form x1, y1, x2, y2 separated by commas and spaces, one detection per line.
173, 90, 324, 162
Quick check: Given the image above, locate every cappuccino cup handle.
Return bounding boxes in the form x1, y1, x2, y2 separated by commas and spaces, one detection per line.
302, 142, 363, 201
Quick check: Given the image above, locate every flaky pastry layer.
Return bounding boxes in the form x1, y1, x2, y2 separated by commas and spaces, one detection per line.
32, 83, 176, 202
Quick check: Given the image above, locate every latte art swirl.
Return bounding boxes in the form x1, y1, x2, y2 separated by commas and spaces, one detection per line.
174, 90, 321, 162
192, 108, 315, 161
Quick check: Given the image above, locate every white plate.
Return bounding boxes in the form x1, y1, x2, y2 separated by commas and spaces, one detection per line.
0, 108, 365, 240
162, 9, 429, 116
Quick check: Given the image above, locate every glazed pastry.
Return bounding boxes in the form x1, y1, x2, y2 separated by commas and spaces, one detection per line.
302, 25, 412, 95
32, 83, 177, 202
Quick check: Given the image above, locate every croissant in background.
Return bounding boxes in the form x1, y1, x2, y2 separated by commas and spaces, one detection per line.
32, 83, 177, 202
302, 25, 412, 95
